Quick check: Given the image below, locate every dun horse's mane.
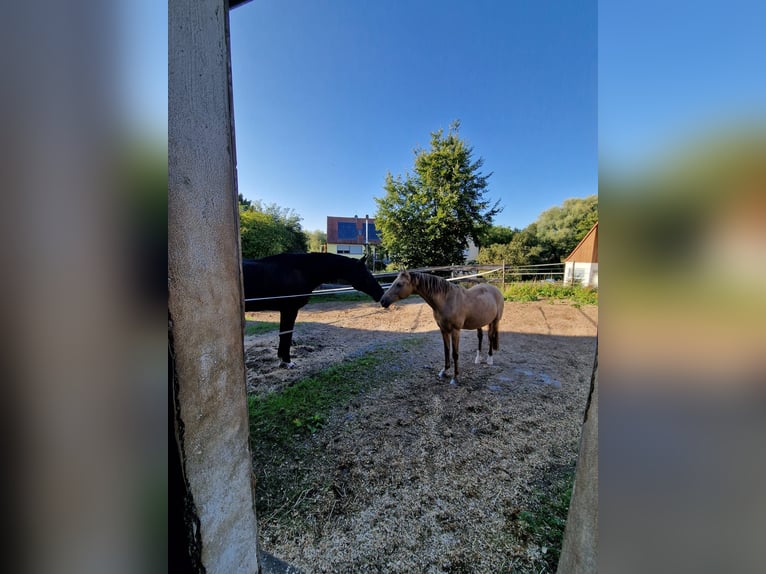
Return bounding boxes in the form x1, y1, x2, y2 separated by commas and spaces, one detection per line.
411, 271, 453, 298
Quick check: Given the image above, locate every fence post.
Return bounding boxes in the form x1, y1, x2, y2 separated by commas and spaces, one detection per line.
169, 1, 261, 570
502, 260, 506, 292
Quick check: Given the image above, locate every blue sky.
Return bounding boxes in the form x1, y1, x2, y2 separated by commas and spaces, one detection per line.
229, 0, 597, 233
155, 2, 765, 233
599, 0, 766, 173
121, 0, 168, 139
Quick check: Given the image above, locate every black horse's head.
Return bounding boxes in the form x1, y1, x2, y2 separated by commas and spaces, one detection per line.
348, 255, 384, 302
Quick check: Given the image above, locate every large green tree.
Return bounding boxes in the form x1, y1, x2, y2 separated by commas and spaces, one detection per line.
479, 224, 516, 247
305, 229, 327, 253
375, 121, 501, 267
477, 224, 541, 266
535, 195, 597, 261
477, 196, 598, 265
239, 197, 307, 258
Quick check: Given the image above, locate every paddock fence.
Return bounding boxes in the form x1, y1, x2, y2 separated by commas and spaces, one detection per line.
373, 262, 567, 291
245, 262, 574, 304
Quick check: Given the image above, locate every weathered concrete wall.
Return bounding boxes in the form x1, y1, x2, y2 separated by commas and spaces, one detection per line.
557, 350, 598, 573
169, 0, 259, 571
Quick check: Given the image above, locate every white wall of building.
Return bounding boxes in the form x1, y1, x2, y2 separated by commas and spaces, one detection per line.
564, 262, 598, 287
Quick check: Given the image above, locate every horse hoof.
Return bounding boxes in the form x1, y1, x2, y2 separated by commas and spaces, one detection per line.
449, 379, 457, 385
279, 361, 296, 369
487, 356, 494, 366
438, 369, 446, 379
474, 352, 481, 365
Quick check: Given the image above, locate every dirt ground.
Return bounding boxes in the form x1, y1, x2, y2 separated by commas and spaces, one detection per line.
245, 296, 598, 573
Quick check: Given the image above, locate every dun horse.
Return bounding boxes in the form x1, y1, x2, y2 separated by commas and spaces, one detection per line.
381, 270, 504, 384
244, 253, 384, 368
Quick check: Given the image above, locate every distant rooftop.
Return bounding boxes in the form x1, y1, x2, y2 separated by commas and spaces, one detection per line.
326, 216, 382, 245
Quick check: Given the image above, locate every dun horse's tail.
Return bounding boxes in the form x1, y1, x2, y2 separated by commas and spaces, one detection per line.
490, 319, 500, 351
492, 293, 504, 351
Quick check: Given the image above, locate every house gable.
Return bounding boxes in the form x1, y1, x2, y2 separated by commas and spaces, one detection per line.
565, 222, 598, 263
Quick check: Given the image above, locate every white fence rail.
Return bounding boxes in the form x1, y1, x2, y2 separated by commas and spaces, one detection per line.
247, 262, 586, 304
374, 262, 573, 290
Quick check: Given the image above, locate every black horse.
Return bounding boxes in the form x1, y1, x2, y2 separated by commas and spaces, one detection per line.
243, 253, 384, 367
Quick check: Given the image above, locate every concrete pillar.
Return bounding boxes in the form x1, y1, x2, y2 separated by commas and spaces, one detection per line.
557, 349, 598, 573
169, 0, 259, 571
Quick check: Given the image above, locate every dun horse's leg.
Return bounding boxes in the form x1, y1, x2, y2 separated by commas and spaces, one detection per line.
277, 307, 299, 368
487, 319, 500, 366
438, 330, 451, 379
450, 330, 460, 384
475, 328, 483, 364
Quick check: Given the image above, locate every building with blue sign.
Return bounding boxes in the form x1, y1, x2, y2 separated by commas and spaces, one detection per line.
325, 215, 383, 263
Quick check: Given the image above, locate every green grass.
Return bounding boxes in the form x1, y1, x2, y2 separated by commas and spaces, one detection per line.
515, 465, 575, 571
245, 321, 279, 336
503, 282, 598, 305
248, 355, 377, 443
248, 339, 422, 446
248, 339, 425, 520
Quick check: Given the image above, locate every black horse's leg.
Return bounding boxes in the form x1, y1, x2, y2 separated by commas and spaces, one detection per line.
277, 306, 300, 367
438, 330, 451, 379
450, 330, 460, 384
475, 328, 483, 364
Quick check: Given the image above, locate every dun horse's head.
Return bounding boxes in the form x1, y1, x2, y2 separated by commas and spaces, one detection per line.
380, 270, 415, 308
349, 255, 384, 302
